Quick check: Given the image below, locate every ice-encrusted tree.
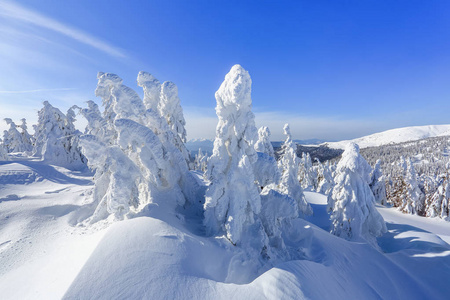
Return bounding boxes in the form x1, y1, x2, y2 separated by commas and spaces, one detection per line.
400, 158, 425, 215
328, 143, 386, 247
137, 72, 190, 162
3, 119, 23, 152
204, 65, 267, 248
277, 124, 312, 216
0, 138, 8, 160
426, 175, 450, 220
33, 101, 85, 169
193, 148, 208, 172
370, 159, 388, 205
19, 118, 34, 152
254, 126, 275, 157
79, 72, 195, 223
317, 160, 334, 195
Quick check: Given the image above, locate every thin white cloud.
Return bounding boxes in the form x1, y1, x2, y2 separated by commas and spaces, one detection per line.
0, 1, 126, 58
0, 88, 77, 94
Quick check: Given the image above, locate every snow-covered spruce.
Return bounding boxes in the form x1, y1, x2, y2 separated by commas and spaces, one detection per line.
254, 126, 275, 157
328, 143, 386, 247
193, 148, 208, 172
138, 72, 190, 162
204, 65, 268, 249
277, 124, 312, 216
316, 160, 334, 195
426, 173, 450, 220
299, 152, 316, 190
0, 138, 8, 160
3, 118, 30, 153
401, 158, 426, 215
79, 72, 195, 223
33, 101, 85, 169
370, 159, 388, 205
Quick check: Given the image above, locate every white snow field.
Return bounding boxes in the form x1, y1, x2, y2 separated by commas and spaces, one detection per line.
324, 124, 450, 149
1, 159, 450, 299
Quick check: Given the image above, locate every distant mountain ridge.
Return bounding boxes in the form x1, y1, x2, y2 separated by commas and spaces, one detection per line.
324, 124, 450, 150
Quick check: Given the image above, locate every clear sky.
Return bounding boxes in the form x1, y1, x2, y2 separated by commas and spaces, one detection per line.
1, 0, 450, 141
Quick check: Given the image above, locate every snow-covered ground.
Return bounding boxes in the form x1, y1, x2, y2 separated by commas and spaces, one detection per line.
1, 159, 450, 299
324, 124, 450, 149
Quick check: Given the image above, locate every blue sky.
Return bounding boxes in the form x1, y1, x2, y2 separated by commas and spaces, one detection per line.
1, 0, 450, 141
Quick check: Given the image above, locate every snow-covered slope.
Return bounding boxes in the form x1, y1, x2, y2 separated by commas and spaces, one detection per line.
2, 159, 450, 299
325, 124, 450, 149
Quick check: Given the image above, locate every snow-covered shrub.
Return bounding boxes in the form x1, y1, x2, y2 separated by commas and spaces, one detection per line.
204, 64, 267, 249
33, 101, 85, 169
328, 143, 386, 247
370, 159, 388, 205
277, 124, 312, 216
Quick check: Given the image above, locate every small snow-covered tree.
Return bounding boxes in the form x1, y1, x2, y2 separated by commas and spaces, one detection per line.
33, 101, 85, 169
277, 124, 312, 216
19, 118, 34, 152
0, 138, 8, 160
3, 118, 27, 153
426, 174, 450, 220
254, 126, 275, 157
370, 159, 388, 205
399, 158, 425, 215
204, 64, 267, 249
193, 148, 208, 172
317, 160, 334, 195
328, 143, 386, 247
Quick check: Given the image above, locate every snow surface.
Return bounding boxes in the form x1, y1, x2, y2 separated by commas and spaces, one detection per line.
1, 157, 450, 299
325, 124, 450, 149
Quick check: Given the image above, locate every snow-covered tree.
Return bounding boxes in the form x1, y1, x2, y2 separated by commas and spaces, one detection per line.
370, 159, 388, 205
33, 101, 85, 169
19, 118, 34, 152
399, 158, 425, 215
0, 138, 8, 160
316, 160, 334, 195
254, 126, 275, 157
138, 72, 190, 162
204, 64, 267, 249
193, 148, 208, 172
426, 174, 450, 220
328, 143, 386, 247
3, 118, 28, 153
277, 124, 312, 216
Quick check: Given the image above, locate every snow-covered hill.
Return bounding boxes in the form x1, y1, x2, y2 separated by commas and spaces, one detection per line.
324, 124, 450, 149
1, 159, 450, 299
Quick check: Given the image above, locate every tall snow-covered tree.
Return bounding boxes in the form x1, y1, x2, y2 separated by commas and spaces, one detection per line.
277, 124, 312, 216
137, 72, 190, 162
33, 101, 85, 169
204, 64, 267, 248
193, 148, 208, 172
328, 143, 386, 247
254, 126, 275, 157
370, 159, 388, 205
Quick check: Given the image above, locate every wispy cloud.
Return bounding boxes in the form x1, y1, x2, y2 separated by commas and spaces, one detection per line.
0, 88, 77, 94
0, 1, 126, 58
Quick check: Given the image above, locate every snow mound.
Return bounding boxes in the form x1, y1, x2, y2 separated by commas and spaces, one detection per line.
325, 124, 450, 149
0, 162, 43, 184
